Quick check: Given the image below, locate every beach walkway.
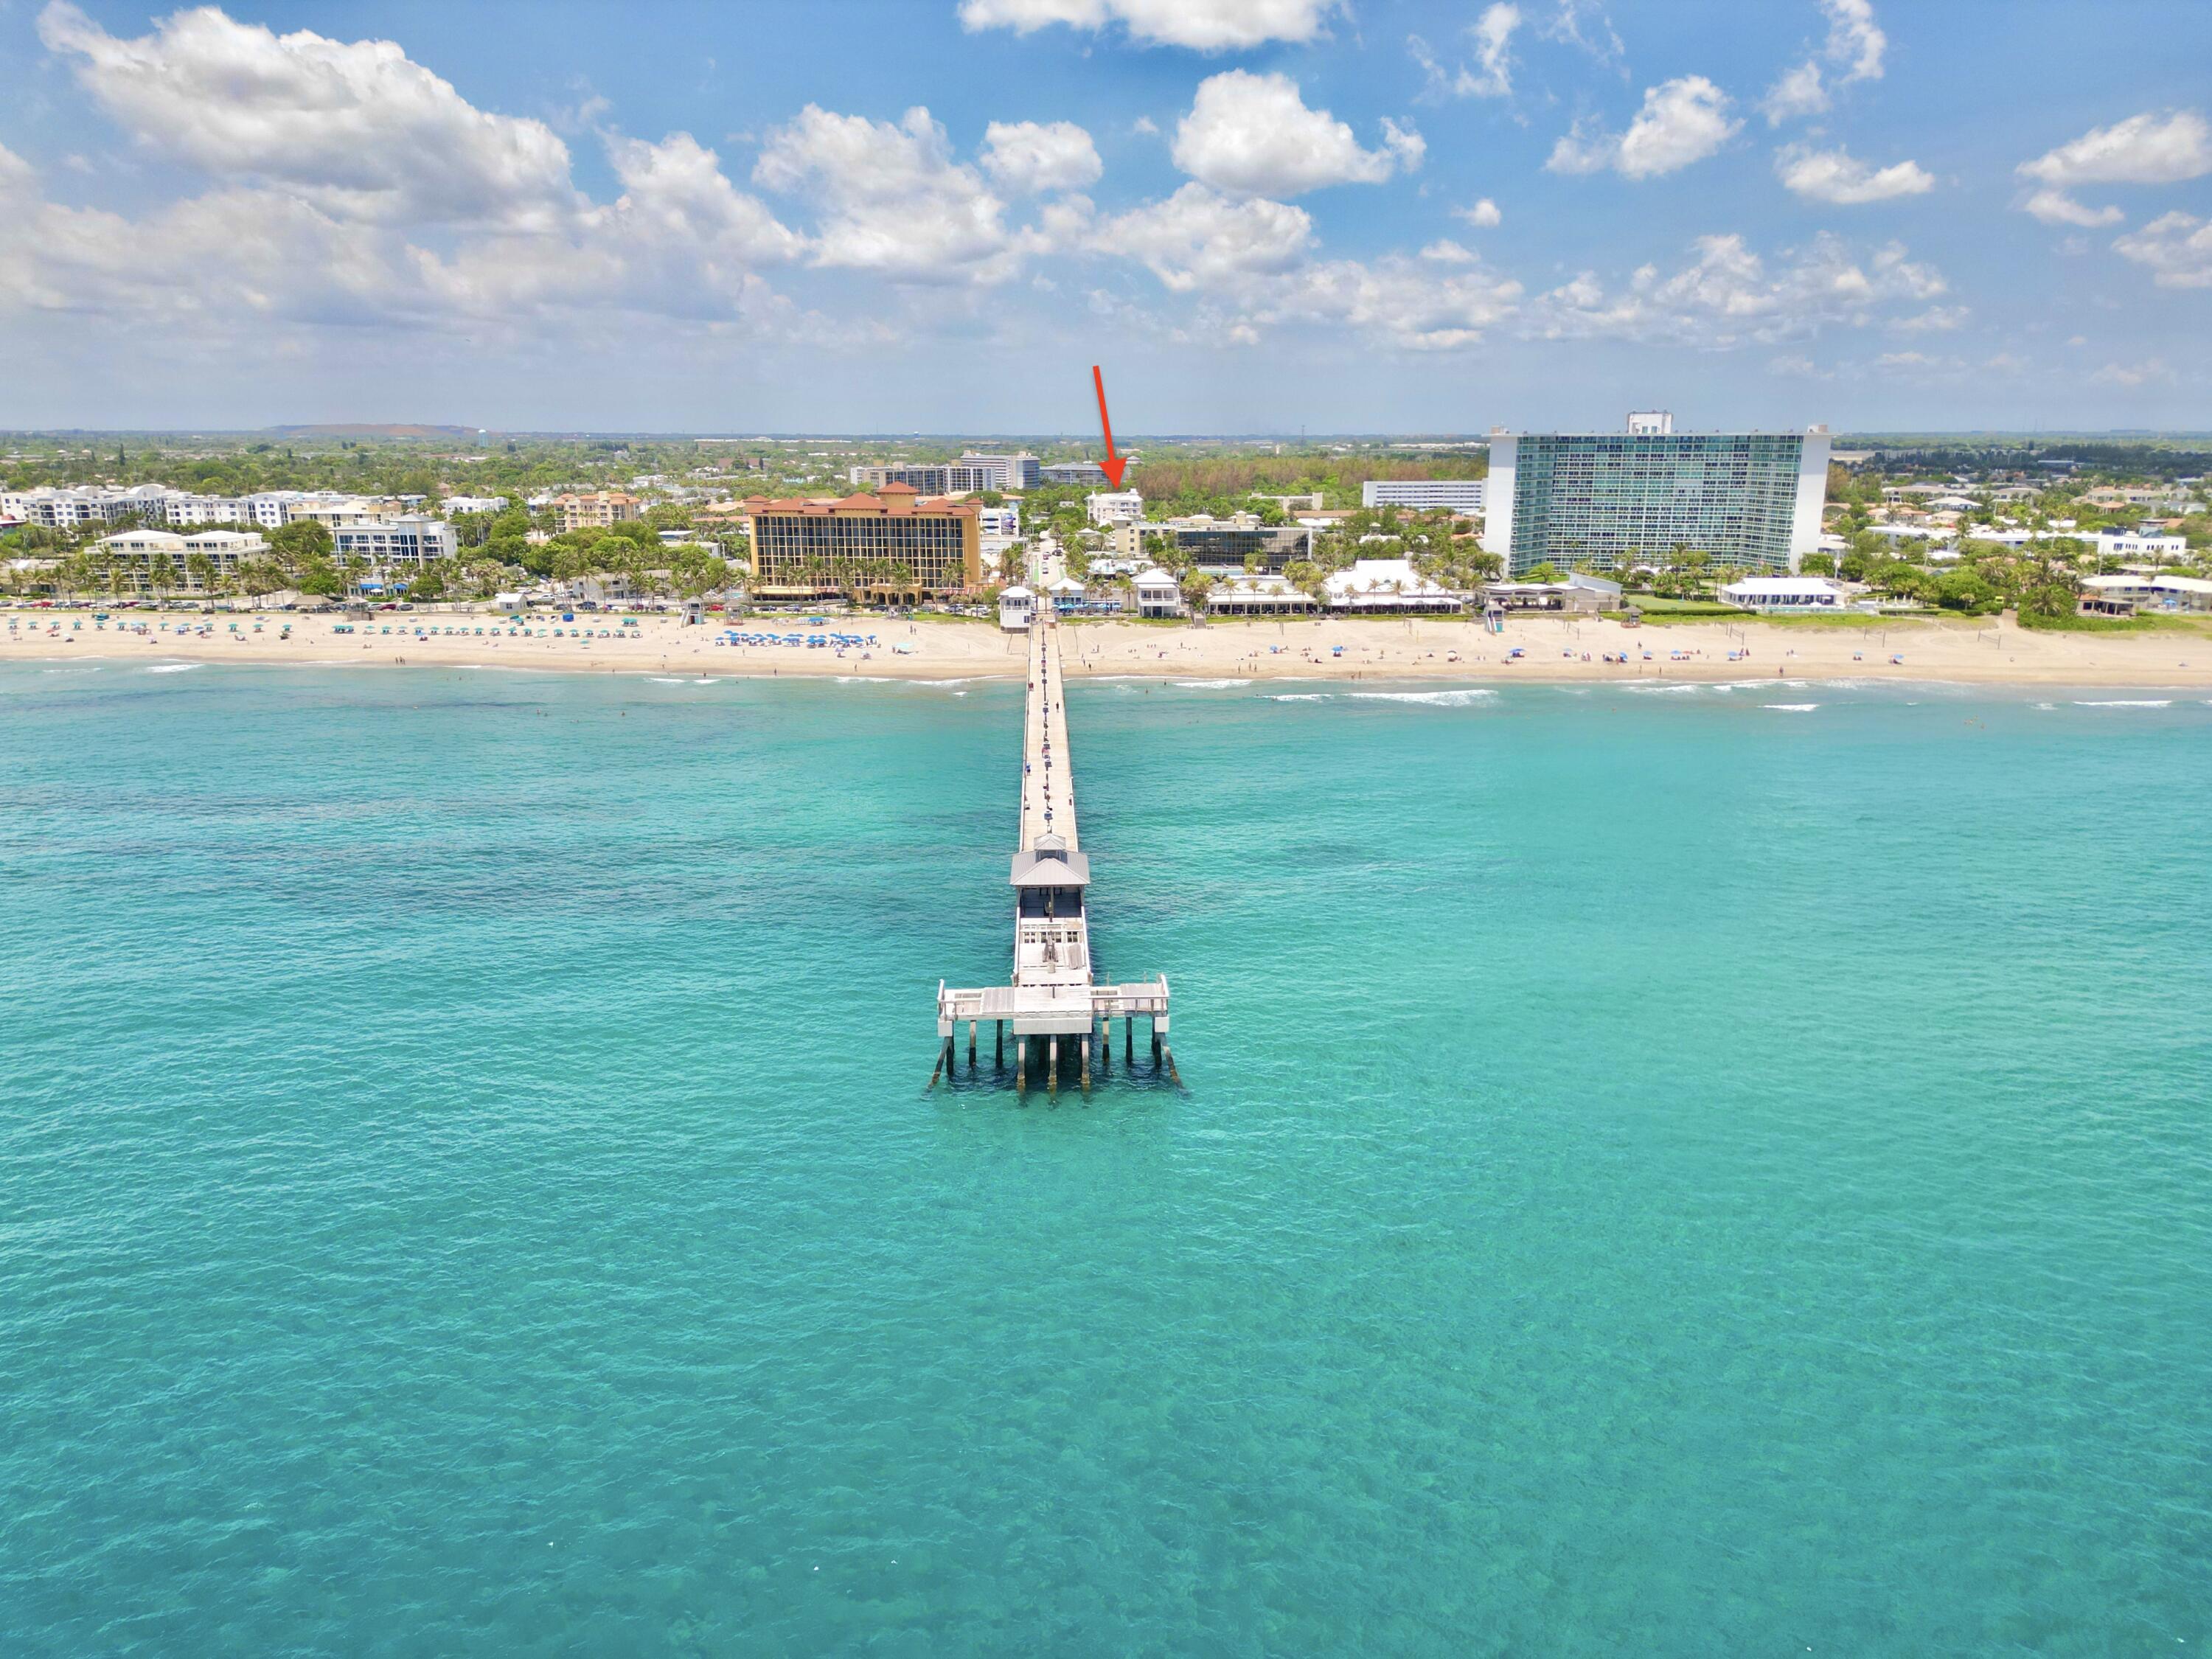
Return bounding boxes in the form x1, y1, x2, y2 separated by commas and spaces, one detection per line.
936, 613, 1171, 1095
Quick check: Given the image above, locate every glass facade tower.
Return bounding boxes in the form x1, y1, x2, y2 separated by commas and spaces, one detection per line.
1484, 420, 1830, 576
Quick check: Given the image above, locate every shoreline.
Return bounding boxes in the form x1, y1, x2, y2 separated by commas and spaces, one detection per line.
7, 608, 2211, 688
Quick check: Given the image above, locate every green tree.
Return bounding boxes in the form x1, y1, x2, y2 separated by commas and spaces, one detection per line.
268, 519, 333, 566
2016, 554, 2081, 625
238, 555, 288, 605
296, 556, 344, 598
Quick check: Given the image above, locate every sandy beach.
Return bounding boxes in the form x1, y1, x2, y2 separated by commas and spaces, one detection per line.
7, 607, 2211, 686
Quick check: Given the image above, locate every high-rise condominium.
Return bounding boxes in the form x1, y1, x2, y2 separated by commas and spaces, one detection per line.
1484, 415, 1830, 575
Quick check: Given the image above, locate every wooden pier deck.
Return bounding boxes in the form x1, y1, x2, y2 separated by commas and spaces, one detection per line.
936, 612, 1171, 1091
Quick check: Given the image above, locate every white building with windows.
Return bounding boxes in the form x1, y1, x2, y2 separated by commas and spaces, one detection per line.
442, 495, 510, 516
1132, 567, 1182, 618
97, 528, 270, 590
4, 485, 176, 529
1086, 490, 1144, 526
1360, 479, 1486, 515
335, 517, 457, 571
1719, 574, 1849, 611
2096, 528, 2188, 563
2081, 573, 2212, 614
977, 503, 1021, 568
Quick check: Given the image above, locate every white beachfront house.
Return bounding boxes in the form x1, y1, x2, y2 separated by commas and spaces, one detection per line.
1132, 567, 1182, 618
998, 585, 1036, 631
1719, 575, 1849, 611
2079, 573, 2212, 616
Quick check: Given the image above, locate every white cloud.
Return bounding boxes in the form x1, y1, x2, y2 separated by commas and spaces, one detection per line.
1541, 1, 1624, 68
2015, 112, 2212, 229
1528, 231, 1945, 344
1820, 0, 1886, 80
600, 133, 804, 264
38, 1, 577, 231
2113, 211, 2212, 288
1097, 182, 1314, 291
980, 120, 1102, 192
1890, 305, 1966, 333
2022, 189, 2124, 228
1761, 62, 1828, 125
2091, 357, 2174, 386
1172, 71, 1416, 196
1763, 0, 1886, 127
9, 7, 815, 344
1470, 4, 1522, 97
1255, 255, 1521, 350
1548, 77, 1739, 179
1415, 4, 1520, 100
1380, 119, 1427, 172
1767, 353, 1818, 375
1775, 145, 1933, 204
2020, 110, 2212, 186
754, 105, 1020, 283
956, 0, 1344, 51
1455, 198, 1503, 229
1096, 181, 1519, 349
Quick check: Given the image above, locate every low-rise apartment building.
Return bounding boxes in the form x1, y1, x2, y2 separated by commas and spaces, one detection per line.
1086, 490, 1144, 526
96, 528, 269, 590
1360, 479, 1486, 515
335, 516, 458, 570
552, 492, 641, 532
2096, 529, 2188, 563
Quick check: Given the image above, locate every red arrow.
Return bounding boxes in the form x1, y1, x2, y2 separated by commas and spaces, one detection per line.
1091, 365, 1128, 488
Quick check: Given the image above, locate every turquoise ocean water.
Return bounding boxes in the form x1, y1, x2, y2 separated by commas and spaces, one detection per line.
3, 661, 2210, 1655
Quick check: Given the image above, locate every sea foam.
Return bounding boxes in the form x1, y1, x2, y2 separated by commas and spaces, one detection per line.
1347, 689, 1496, 706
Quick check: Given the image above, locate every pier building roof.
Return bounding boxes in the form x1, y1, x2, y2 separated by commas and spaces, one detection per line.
1012, 848, 1091, 887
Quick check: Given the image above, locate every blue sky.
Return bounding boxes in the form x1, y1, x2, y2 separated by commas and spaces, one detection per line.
1, 0, 2208, 433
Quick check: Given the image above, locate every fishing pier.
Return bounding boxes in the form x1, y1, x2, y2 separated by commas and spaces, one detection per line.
934, 613, 1172, 1095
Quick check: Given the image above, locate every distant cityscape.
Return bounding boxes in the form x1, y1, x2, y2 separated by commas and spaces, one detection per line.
3, 420, 2208, 622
